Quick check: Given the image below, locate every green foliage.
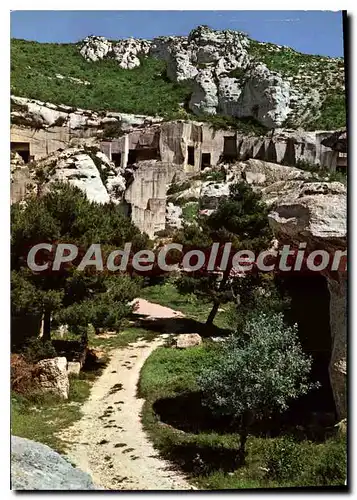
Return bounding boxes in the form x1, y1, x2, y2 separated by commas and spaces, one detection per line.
173, 182, 273, 325
11, 370, 97, 453
11, 38, 192, 117
199, 169, 226, 182
294, 159, 347, 184
264, 434, 347, 486
139, 341, 345, 488
307, 91, 346, 131
264, 436, 308, 481
11, 183, 148, 345
140, 281, 231, 329
198, 312, 317, 457
21, 337, 57, 364
182, 202, 199, 224
139, 345, 215, 399
11, 38, 345, 132
201, 115, 268, 135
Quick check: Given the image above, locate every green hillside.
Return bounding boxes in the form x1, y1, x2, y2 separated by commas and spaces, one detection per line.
11, 37, 346, 130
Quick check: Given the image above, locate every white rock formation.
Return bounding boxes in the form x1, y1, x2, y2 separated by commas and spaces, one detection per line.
35, 147, 125, 204
36, 357, 70, 400
72, 26, 345, 128
166, 202, 182, 229
79, 35, 151, 69
79, 36, 113, 62
236, 64, 291, 128
11, 95, 163, 130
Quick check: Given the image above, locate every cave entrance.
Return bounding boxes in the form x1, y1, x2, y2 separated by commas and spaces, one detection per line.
128, 148, 160, 165
187, 146, 195, 166
111, 153, 122, 167
278, 273, 335, 418
223, 136, 238, 162
11, 142, 30, 163
201, 153, 211, 170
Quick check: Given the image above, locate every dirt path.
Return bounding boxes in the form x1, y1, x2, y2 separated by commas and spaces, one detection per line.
60, 299, 192, 490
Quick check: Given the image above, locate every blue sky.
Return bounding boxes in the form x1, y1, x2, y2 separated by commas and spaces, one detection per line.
11, 10, 344, 57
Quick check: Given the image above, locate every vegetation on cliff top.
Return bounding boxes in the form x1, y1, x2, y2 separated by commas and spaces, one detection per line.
11, 37, 345, 131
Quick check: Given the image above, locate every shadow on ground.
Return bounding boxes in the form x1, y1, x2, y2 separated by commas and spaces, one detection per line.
130, 312, 231, 338
154, 391, 337, 443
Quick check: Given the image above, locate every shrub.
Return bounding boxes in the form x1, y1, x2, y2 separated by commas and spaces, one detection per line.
198, 313, 317, 461
21, 337, 57, 364
265, 437, 307, 481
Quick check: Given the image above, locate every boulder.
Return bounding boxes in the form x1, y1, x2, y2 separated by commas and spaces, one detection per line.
175, 333, 202, 349
80, 35, 151, 69
11, 436, 96, 490
36, 357, 69, 400
67, 361, 81, 376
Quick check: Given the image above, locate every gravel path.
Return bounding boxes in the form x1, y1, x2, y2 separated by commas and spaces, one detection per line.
60, 299, 192, 491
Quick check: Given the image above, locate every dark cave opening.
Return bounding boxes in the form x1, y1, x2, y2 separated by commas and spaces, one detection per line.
187, 146, 195, 166
278, 273, 335, 416
127, 148, 160, 165
11, 141, 30, 163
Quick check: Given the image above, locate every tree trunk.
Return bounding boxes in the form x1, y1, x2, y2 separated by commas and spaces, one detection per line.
206, 301, 220, 326
238, 412, 252, 465
206, 268, 231, 326
238, 426, 248, 465
42, 310, 51, 342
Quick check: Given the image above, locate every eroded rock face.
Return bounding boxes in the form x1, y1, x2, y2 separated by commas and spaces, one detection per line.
79, 35, 150, 69
268, 181, 347, 418
11, 436, 96, 490
37, 147, 125, 205
35, 357, 70, 400
11, 95, 163, 130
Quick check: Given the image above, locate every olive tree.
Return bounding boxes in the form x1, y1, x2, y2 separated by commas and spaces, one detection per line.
197, 312, 318, 462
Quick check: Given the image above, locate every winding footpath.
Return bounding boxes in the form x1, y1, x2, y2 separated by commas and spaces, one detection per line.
60, 299, 192, 490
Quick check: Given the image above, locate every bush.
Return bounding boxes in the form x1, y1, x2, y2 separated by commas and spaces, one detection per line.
303, 435, 347, 486
265, 437, 307, 481
21, 337, 57, 364
198, 313, 317, 460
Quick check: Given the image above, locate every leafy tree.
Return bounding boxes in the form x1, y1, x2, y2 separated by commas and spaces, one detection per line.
174, 182, 273, 326
198, 313, 318, 462
11, 183, 148, 345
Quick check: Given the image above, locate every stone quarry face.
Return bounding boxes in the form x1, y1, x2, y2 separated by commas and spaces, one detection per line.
268, 180, 347, 419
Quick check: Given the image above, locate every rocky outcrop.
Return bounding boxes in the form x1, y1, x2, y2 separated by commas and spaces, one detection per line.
166, 202, 183, 229
76, 26, 344, 129
268, 181, 347, 418
11, 436, 96, 490
32, 147, 125, 204
11, 95, 162, 131
79, 35, 150, 69
35, 357, 70, 400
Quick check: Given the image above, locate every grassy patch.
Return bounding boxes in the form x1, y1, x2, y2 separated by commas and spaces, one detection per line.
11, 371, 94, 453
11, 39, 192, 118
182, 202, 199, 224
139, 345, 347, 489
140, 281, 232, 329
87, 326, 158, 351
